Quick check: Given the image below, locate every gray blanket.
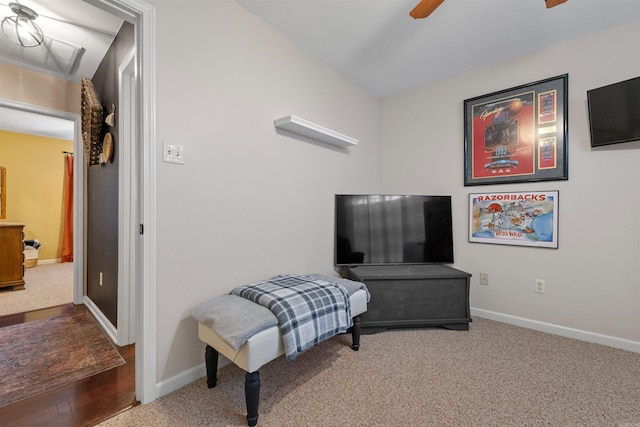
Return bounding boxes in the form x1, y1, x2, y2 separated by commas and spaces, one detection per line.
191, 274, 369, 353
309, 274, 370, 302
231, 274, 352, 361
191, 294, 278, 351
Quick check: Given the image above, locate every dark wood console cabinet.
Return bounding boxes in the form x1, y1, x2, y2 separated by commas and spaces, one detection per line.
341, 264, 471, 333
0, 222, 25, 290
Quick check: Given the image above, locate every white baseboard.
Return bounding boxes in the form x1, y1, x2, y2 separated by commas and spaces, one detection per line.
37, 258, 62, 265
156, 363, 206, 398
154, 311, 640, 400
155, 355, 233, 398
471, 307, 640, 353
84, 296, 118, 345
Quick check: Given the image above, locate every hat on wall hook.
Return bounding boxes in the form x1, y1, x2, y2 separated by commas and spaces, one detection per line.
105, 103, 116, 127
100, 132, 113, 164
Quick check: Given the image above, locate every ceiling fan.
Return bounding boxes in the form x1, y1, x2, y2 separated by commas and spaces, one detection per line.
410, 0, 568, 19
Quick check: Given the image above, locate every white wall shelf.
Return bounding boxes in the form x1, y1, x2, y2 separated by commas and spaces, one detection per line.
274, 115, 358, 148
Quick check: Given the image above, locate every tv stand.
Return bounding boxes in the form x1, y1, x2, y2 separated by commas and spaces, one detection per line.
340, 265, 471, 333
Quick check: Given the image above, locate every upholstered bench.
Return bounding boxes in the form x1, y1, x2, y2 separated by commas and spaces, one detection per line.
192, 274, 369, 426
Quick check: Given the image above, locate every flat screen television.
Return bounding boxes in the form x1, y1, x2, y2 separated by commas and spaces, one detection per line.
587, 76, 640, 147
335, 194, 454, 266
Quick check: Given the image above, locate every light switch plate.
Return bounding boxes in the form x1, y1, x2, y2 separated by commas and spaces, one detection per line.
163, 143, 184, 164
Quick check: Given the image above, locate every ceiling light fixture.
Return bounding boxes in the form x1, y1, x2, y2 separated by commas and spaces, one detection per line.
1, 2, 44, 47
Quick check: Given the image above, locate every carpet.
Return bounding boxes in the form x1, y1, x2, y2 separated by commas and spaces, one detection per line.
0, 306, 125, 408
0, 263, 74, 316
98, 317, 640, 427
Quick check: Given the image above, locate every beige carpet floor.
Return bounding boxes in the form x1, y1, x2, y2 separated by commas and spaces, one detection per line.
0, 263, 73, 316
98, 317, 640, 426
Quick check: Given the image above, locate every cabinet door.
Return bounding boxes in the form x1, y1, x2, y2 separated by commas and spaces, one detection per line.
0, 226, 25, 284
364, 278, 468, 323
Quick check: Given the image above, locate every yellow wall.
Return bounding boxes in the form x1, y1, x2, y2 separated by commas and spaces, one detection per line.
0, 130, 73, 261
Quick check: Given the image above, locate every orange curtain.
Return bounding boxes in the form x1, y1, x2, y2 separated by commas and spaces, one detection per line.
61, 154, 74, 263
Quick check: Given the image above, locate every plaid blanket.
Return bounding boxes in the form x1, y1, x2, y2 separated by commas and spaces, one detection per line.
231, 274, 352, 361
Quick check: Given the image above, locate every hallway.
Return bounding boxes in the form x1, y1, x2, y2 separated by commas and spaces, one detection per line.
0, 304, 137, 426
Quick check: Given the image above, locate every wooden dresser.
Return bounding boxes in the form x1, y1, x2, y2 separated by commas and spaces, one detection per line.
0, 222, 25, 290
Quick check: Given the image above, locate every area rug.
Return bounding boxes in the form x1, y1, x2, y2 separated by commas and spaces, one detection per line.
0, 307, 125, 408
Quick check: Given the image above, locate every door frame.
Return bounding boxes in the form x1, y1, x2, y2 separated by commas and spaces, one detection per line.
117, 46, 137, 346
3, 0, 157, 405
85, 0, 157, 404
0, 99, 83, 305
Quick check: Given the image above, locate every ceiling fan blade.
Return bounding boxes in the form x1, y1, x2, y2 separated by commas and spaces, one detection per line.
409, 0, 445, 19
545, 0, 568, 8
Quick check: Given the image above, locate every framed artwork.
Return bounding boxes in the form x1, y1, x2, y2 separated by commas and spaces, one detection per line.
469, 191, 559, 248
464, 75, 568, 186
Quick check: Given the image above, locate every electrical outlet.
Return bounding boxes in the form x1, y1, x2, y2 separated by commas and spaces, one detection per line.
534, 278, 545, 294
480, 272, 489, 285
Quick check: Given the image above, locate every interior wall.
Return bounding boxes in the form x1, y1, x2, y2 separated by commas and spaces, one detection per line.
0, 130, 73, 261
148, 0, 381, 383
0, 63, 80, 262
86, 21, 134, 329
0, 62, 80, 114
379, 20, 640, 343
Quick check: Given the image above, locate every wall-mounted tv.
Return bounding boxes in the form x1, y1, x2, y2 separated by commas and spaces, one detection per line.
587, 76, 640, 147
335, 194, 454, 266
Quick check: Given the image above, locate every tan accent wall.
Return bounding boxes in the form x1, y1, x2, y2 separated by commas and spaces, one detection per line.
0, 130, 73, 261
0, 62, 80, 114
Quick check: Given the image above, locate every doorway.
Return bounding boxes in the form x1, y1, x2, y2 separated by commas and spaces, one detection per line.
87, 0, 157, 404
0, 99, 81, 309
0, 112, 76, 315
1, 0, 156, 406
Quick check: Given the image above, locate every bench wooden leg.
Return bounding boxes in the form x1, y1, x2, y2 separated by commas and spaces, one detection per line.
205, 345, 219, 388
204, 312, 363, 426
351, 315, 361, 351
245, 371, 260, 426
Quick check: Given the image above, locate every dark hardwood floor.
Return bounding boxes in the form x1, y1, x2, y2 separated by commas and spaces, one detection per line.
0, 304, 138, 426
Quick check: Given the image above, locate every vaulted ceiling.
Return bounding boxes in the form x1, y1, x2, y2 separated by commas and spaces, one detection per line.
238, 0, 640, 98
2, 0, 640, 140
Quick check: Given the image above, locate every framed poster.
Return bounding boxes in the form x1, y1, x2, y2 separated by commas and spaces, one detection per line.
469, 191, 559, 248
464, 75, 568, 186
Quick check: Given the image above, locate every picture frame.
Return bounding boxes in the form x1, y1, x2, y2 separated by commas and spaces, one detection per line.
464, 75, 568, 186
469, 191, 559, 248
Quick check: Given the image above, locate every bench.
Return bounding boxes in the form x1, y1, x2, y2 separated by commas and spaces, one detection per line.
192, 275, 369, 426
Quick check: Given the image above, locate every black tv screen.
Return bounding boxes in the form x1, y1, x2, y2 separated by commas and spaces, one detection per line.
587, 76, 640, 147
335, 194, 454, 266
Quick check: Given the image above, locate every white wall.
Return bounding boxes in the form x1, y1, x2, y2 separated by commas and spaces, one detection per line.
380, 20, 640, 344
149, 0, 380, 383
149, 0, 640, 393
